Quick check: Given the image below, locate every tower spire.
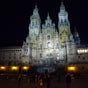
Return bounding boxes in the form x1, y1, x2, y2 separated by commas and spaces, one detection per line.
60, 1, 65, 11
29, 3, 41, 39
74, 27, 80, 45
33, 4, 38, 15
74, 27, 79, 37
58, 0, 69, 25
47, 13, 50, 20
35, 3, 38, 9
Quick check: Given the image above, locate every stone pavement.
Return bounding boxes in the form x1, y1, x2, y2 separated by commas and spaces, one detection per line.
0, 75, 88, 88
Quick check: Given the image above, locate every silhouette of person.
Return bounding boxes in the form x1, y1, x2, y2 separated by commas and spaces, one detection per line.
57, 72, 61, 82
44, 70, 51, 88
18, 74, 22, 88
39, 75, 43, 88
46, 74, 51, 88
65, 73, 72, 88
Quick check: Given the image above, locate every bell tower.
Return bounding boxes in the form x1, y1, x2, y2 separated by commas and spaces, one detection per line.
29, 5, 41, 40
58, 2, 70, 46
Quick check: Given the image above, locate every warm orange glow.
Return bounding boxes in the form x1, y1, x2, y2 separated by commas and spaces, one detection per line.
11, 66, 19, 71
22, 66, 30, 70
67, 66, 77, 72
0, 66, 6, 70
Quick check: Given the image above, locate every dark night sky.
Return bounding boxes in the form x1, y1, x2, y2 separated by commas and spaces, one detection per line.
0, 0, 88, 47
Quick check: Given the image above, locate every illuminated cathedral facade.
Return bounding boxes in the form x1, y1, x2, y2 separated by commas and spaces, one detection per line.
0, 2, 88, 66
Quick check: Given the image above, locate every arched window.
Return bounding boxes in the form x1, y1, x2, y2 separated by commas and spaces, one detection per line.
64, 19, 67, 23
61, 19, 63, 24
40, 53, 42, 58
47, 42, 51, 48
32, 21, 34, 26
56, 43, 59, 48
47, 35, 50, 40
40, 44, 42, 50
47, 23, 50, 27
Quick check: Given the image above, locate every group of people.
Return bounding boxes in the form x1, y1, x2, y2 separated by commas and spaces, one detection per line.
17, 71, 72, 88
38, 72, 72, 88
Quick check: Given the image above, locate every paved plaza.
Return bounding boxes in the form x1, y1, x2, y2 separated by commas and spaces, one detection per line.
0, 74, 88, 88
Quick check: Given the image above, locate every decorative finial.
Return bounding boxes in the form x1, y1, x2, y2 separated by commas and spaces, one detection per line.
61, 1, 64, 5
60, 1, 65, 10
35, 3, 38, 9
33, 3, 38, 15
74, 27, 79, 37
47, 13, 50, 20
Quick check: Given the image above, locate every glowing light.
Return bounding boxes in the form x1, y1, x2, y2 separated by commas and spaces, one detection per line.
22, 66, 30, 70
47, 42, 53, 48
57, 56, 59, 60
67, 66, 77, 72
77, 49, 88, 54
11, 66, 19, 71
84, 49, 88, 53
0, 66, 6, 70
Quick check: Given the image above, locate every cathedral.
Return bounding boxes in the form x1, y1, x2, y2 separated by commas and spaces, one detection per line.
0, 2, 88, 66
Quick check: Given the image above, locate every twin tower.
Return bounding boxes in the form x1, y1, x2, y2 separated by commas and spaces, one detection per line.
22, 2, 80, 65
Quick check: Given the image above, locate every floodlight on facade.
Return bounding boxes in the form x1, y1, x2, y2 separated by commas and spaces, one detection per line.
67, 66, 77, 72
22, 66, 30, 71
11, 66, 19, 71
0, 66, 6, 70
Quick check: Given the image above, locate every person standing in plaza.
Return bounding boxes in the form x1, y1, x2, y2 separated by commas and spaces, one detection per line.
18, 74, 22, 88
65, 73, 72, 88
38, 75, 44, 88
46, 74, 51, 88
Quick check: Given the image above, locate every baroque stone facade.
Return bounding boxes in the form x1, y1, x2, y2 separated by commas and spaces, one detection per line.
0, 2, 88, 66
